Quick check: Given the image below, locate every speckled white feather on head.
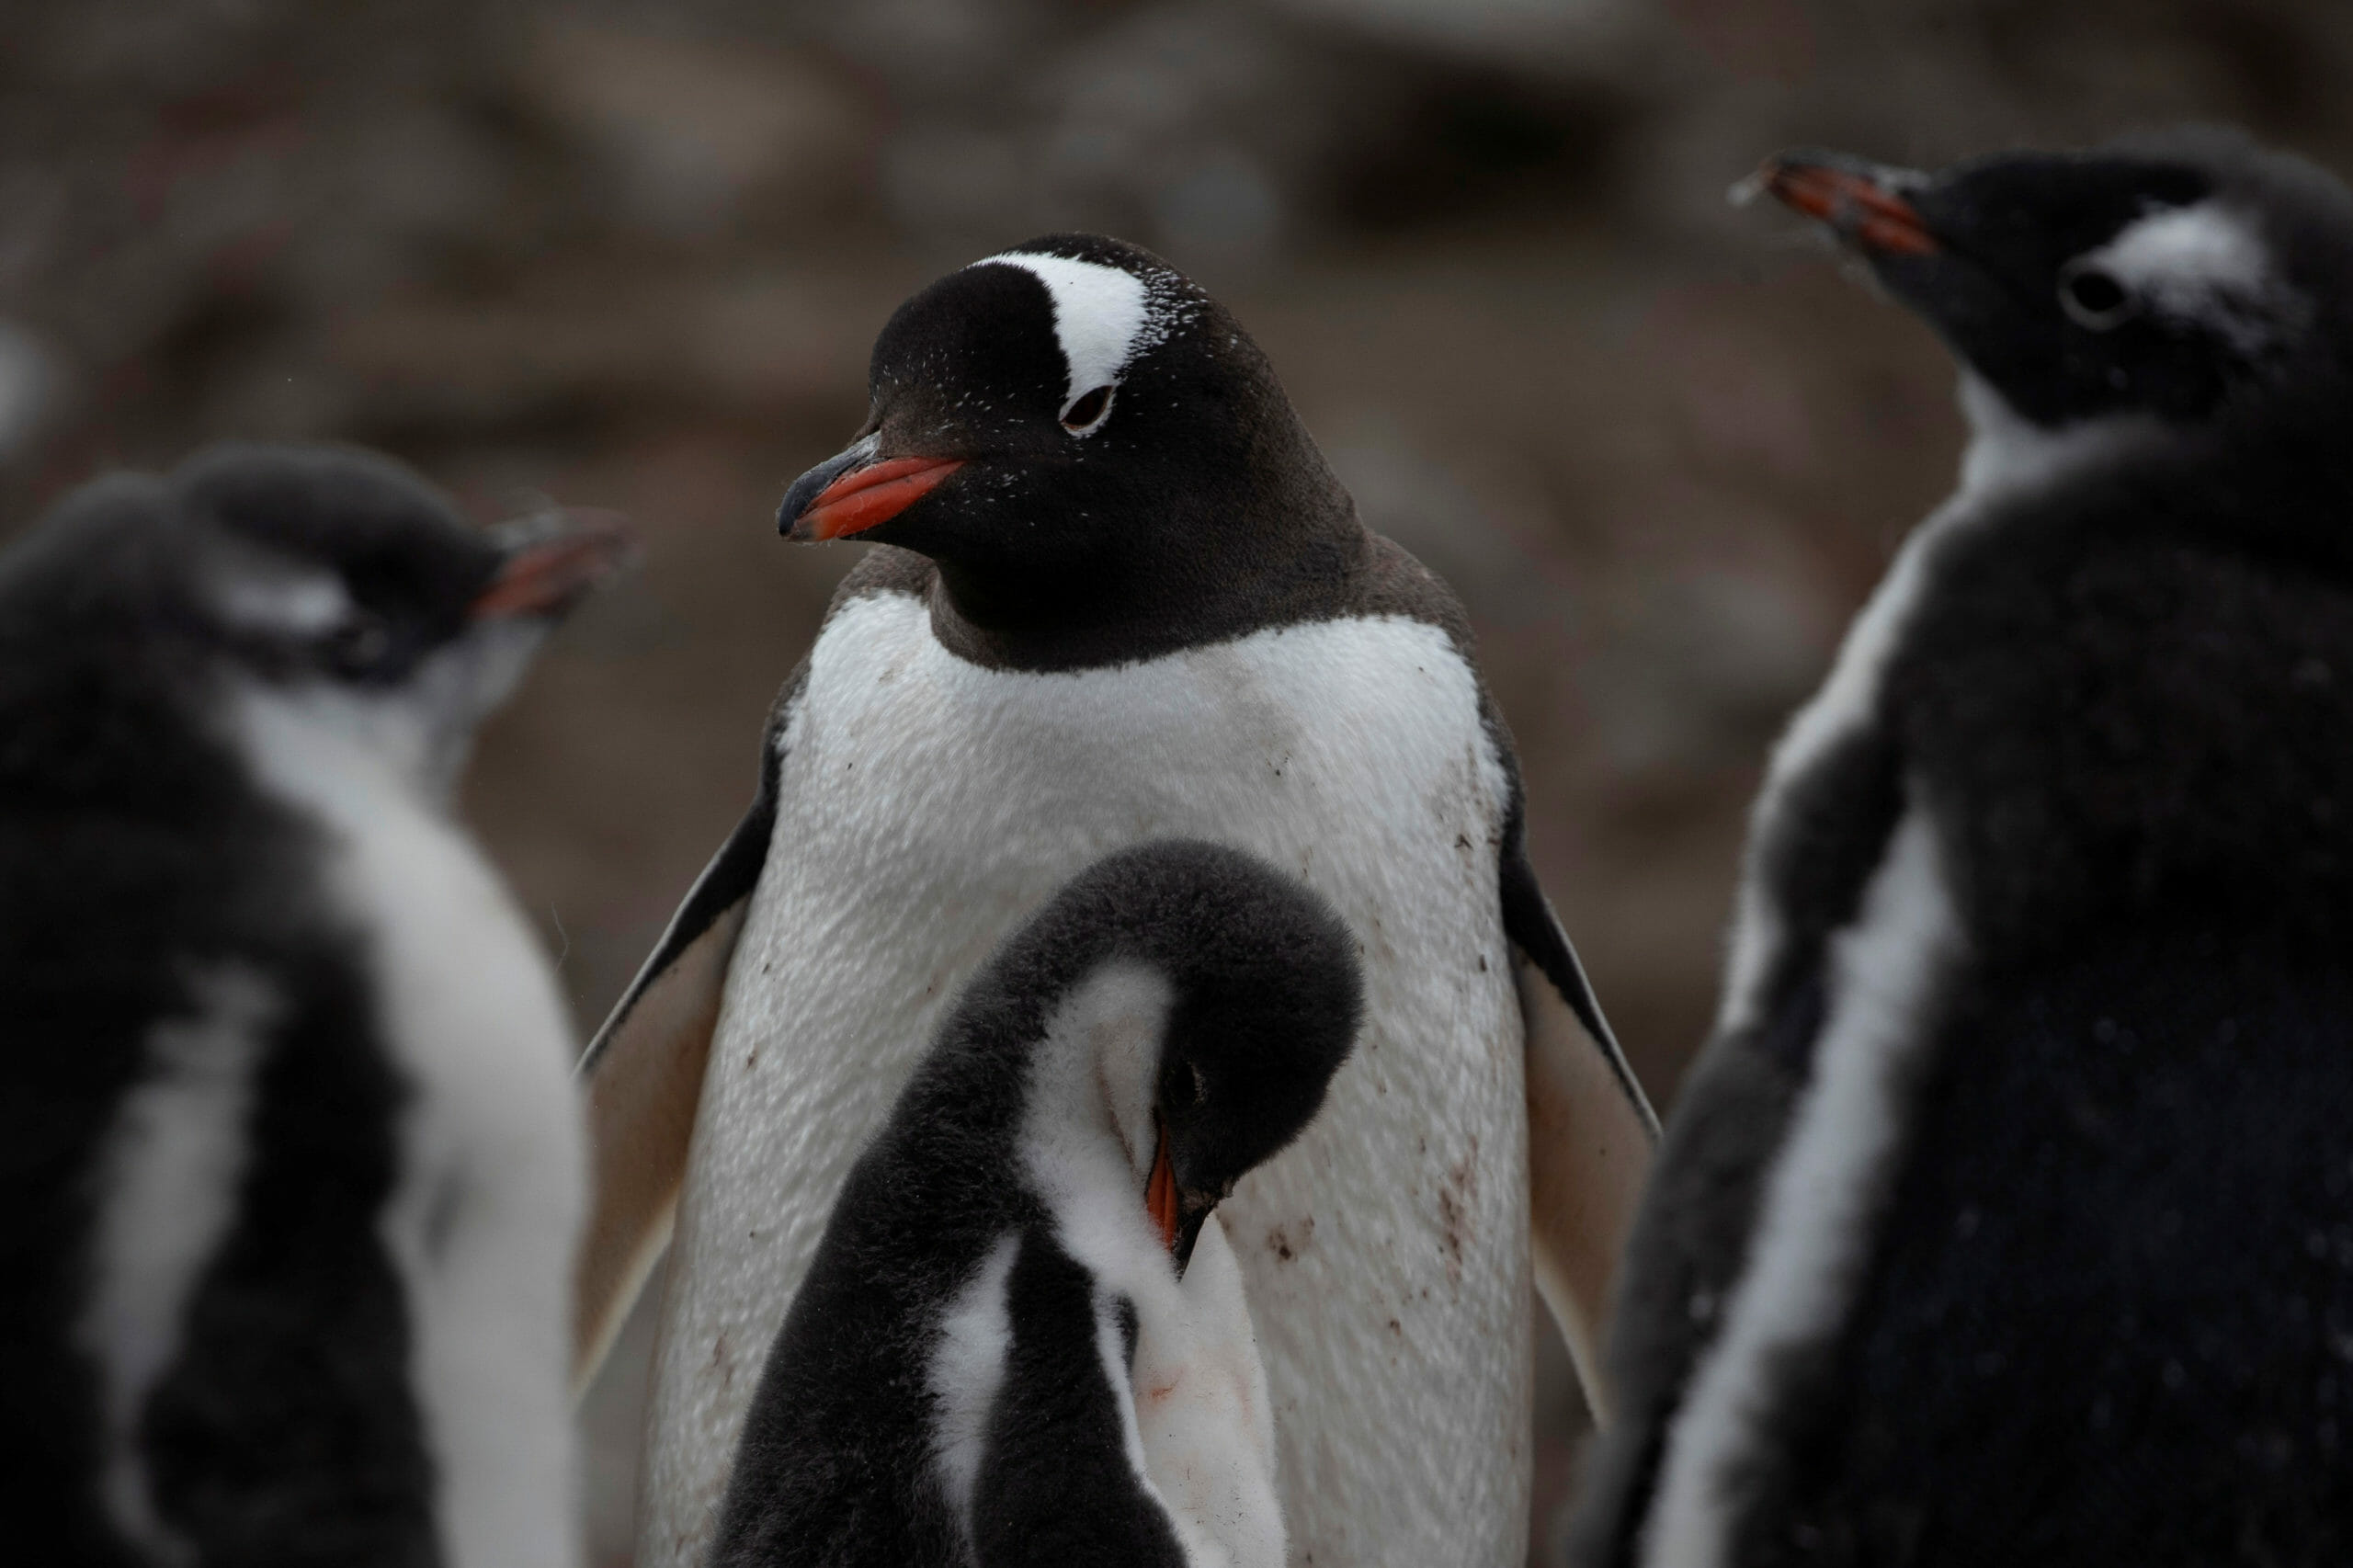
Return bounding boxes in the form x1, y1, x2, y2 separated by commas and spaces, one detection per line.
972, 251, 1190, 426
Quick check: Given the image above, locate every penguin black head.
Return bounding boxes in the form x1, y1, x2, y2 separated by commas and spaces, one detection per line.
986, 839, 1363, 1274
775, 235, 1356, 660
0, 443, 633, 798
1756, 130, 2353, 435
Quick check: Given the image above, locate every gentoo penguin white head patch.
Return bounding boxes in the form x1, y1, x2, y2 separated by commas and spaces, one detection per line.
1753, 130, 2348, 435
774, 233, 1357, 666
136, 445, 634, 796
969, 249, 1165, 431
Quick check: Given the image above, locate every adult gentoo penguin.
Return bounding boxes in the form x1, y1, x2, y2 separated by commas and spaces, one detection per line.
1571, 131, 2353, 1567
0, 445, 629, 1567
709, 838, 1360, 1568
576, 233, 1659, 1567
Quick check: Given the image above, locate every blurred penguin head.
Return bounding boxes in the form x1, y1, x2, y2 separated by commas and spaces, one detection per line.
5, 443, 633, 801
1756, 130, 2353, 442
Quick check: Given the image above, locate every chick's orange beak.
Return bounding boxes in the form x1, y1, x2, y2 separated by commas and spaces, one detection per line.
471, 512, 637, 619
1146, 1136, 1179, 1254
794, 456, 965, 540
1760, 157, 1938, 257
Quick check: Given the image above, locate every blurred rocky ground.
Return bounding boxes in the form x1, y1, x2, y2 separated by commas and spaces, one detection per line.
9, 0, 2353, 1560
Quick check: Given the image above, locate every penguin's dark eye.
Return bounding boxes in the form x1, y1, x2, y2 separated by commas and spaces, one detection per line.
326, 614, 393, 672
1062, 384, 1115, 434
2060, 265, 2136, 330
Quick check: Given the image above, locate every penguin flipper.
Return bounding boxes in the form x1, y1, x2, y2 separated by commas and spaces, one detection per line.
572, 798, 771, 1391
572, 708, 789, 1392
1502, 836, 1658, 1425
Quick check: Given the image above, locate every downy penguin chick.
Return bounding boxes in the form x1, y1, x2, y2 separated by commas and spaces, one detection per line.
708, 838, 1361, 1568
1574, 130, 2353, 1567
0, 444, 631, 1568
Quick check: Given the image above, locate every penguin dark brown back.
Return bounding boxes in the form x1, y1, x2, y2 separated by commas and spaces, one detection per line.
0, 444, 629, 1568
1574, 130, 2353, 1568
707, 839, 1360, 1568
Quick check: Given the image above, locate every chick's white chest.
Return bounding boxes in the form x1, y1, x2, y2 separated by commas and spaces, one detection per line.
642, 590, 1534, 1568
236, 691, 584, 1568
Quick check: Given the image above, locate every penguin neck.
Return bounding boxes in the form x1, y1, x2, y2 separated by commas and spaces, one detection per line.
229, 679, 461, 812
920, 478, 1369, 673
1018, 960, 1172, 1207
1954, 371, 2163, 502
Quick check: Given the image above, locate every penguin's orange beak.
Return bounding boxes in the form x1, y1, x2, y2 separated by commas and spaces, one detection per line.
1146, 1130, 1180, 1254
472, 512, 637, 619
1758, 155, 1938, 257
789, 456, 965, 541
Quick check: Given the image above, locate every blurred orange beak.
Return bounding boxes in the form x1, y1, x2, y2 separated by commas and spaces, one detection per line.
472, 512, 637, 619
795, 456, 965, 540
1761, 157, 1938, 257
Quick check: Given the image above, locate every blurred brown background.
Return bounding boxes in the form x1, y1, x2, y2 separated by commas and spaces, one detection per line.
10, 1, 2353, 1561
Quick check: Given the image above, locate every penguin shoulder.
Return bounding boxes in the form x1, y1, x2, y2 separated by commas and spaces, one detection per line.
1343, 528, 1478, 664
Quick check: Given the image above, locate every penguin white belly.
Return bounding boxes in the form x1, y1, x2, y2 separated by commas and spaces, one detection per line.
643, 593, 1531, 1568
1130, 1214, 1285, 1568
239, 691, 586, 1568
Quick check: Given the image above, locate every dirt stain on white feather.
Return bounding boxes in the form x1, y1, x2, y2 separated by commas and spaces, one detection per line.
1438, 1136, 1481, 1285
1266, 1215, 1313, 1262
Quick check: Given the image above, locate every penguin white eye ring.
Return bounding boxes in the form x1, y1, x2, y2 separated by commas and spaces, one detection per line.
2059, 258, 2141, 330
1061, 383, 1116, 436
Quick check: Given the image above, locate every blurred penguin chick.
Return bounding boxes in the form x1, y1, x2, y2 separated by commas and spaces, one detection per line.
0, 444, 631, 1568
1578, 131, 2353, 1568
